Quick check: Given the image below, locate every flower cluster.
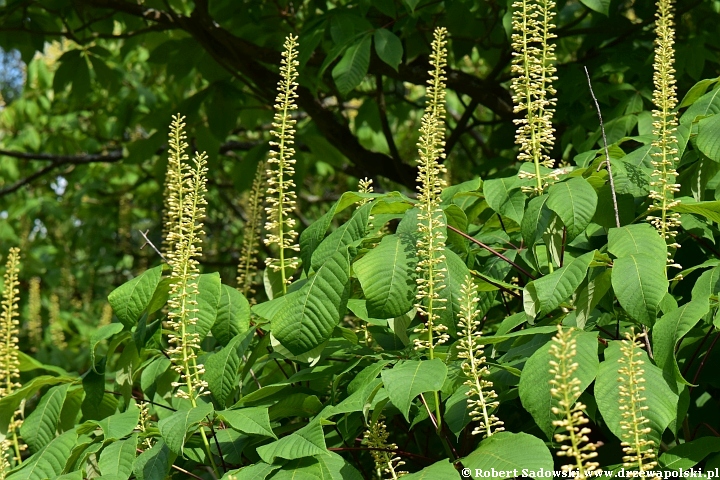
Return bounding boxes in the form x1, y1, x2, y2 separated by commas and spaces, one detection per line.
510, 0, 559, 194
264, 34, 301, 292
1, 248, 25, 469
26, 277, 41, 349
237, 161, 266, 301
549, 325, 600, 479
414, 27, 450, 355
48, 293, 66, 348
618, 330, 658, 475
457, 275, 503, 438
162, 114, 191, 257
647, 0, 681, 270
163, 115, 210, 402
363, 416, 407, 479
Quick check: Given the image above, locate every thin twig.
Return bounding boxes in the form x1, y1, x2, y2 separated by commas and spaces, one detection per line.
447, 225, 536, 280
138, 229, 167, 261
208, 423, 227, 474
104, 390, 176, 411
690, 331, 720, 390
641, 326, 655, 361
419, 393, 458, 460
468, 270, 521, 298
584, 66, 620, 229
682, 327, 713, 377
329, 447, 433, 463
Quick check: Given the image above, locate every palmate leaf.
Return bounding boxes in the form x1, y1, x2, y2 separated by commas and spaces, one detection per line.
402, 459, 459, 479
256, 421, 328, 464
133, 440, 174, 480
311, 201, 372, 271
299, 192, 365, 273
98, 433, 138, 479
595, 341, 678, 445
546, 177, 598, 241
211, 285, 250, 346
205, 332, 248, 408
380, 359, 447, 421
94, 406, 140, 440
354, 233, 417, 318
221, 463, 279, 480
608, 223, 667, 259
332, 34, 371, 95
186, 272, 222, 341
672, 200, 720, 223
272, 249, 351, 355
437, 249, 472, 336
461, 432, 554, 478
660, 437, 720, 469
271, 452, 363, 480
6, 430, 78, 480
158, 403, 214, 455
612, 254, 668, 326
20, 383, 70, 453
518, 330, 599, 439
521, 194, 554, 248
653, 299, 709, 385
484, 176, 526, 225
374, 28, 403, 71
218, 407, 276, 438
523, 251, 594, 321
108, 265, 162, 327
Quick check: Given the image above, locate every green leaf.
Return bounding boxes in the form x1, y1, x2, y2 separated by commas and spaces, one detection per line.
332, 34, 371, 95
133, 440, 174, 480
681, 87, 720, 125
484, 177, 526, 225
380, 359, 447, 421
311, 202, 371, 271
256, 421, 329, 464
20, 384, 70, 452
437, 249, 472, 335
90, 323, 124, 371
402, 459, 458, 479
660, 437, 720, 469
403, 0, 421, 12
595, 341, 678, 445
221, 463, 279, 480
272, 249, 351, 355
521, 194, 553, 248
523, 251, 594, 320
272, 451, 363, 479
0, 375, 77, 440
461, 432, 554, 477
6, 430, 77, 480
354, 234, 417, 318
374, 29, 403, 71
672, 200, 720, 223
608, 223, 667, 260
519, 330, 599, 439
206, 334, 244, 408
98, 434, 138, 479
218, 407, 276, 438
653, 300, 709, 385
612, 254, 668, 326
158, 403, 214, 455
140, 356, 171, 400
579, 0, 611, 14
108, 266, 162, 327
299, 192, 365, 272
546, 177, 598, 241
211, 285, 250, 346
95, 406, 141, 440
187, 272, 222, 341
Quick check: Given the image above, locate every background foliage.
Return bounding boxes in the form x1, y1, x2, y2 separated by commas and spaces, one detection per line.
2, 0, 720, 479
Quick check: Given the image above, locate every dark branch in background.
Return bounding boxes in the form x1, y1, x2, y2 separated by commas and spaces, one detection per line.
0, 149, 123, 196
446, 99, 480, 157
376, 74, 402, 165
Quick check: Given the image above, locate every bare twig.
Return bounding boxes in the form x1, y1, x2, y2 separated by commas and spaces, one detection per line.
584, 66, 620, 229
138, 230, 167, 262
104, 390, 177, 412
447, 225, 536, 280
